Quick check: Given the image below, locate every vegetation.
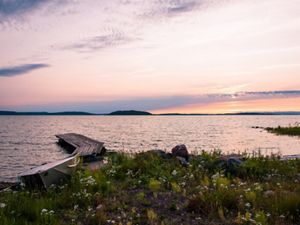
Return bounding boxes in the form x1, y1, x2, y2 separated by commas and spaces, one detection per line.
0, 151, 299, 225
265, 125, 300, 136
108, 110, 152, 115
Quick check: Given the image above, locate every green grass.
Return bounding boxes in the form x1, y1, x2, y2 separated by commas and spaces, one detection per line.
265, 125, 300, 136
0, 151, 300, 225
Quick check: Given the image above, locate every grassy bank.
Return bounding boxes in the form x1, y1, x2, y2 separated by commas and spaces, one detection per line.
0, 151, 300, 225
265, 126, 300, 136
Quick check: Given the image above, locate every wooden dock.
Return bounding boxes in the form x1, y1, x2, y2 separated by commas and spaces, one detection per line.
56, 133, 105, 157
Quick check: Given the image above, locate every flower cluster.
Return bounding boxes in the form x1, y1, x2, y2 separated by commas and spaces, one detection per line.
80, 176, 96, 186
40, 208, 55, 216
72, 189, 92, 199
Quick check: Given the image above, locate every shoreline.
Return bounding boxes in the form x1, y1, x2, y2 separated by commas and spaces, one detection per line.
1, 150, 299, 224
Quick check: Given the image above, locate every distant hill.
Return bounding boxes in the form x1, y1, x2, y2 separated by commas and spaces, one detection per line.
108, 110, 152, 115
1, 110, 300, 116
159, 112, 300, 116
0, 111, 95, 115
225, 112, 300, 115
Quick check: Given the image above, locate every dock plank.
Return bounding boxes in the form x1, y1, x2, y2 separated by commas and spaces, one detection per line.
56, 133, 105, 157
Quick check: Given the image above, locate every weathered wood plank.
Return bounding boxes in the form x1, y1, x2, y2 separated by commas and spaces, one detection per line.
56, 133, 105, 157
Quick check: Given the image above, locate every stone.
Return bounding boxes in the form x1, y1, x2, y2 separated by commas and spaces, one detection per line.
171, 144, 189, 161
176, 156, 189, 167
148, 149, 172, 159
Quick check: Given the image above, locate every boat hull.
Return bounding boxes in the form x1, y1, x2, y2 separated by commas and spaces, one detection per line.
19, 154, 80, 189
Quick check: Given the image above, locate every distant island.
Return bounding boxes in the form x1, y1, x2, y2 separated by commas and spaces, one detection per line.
108, 110, 152, 115
0, 111, 95, 116
1, 110, 300, 116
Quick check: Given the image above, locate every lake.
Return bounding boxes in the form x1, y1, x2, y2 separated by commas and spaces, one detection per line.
0, 115, 300, 182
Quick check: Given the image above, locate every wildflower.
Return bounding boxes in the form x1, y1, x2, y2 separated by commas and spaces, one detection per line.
171, 170, 177, 176
0, 203, 6, 208
41, 208, 48, 215
279, 215, 285, 218
49, 210, 55, 214
74, 205, 79, 210
80, 176, 96, 186
211, 172, 220, 180
180, 182, 186, 187
254, 184, 262, 191
103, 157, 108, 164
266, 213, 271, 217
245, 202, 251, 208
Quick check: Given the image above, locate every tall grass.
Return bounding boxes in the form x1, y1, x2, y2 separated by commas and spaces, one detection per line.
0, 151, 299, 224
265, 125, 300, 136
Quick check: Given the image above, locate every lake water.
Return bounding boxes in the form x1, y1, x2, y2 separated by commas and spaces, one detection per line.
0, 115, 300, 182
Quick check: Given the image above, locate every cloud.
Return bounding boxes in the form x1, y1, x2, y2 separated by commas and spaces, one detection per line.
0, 63, 49, 77
242, 90, 300, 96
0, 0, 50, 17
63, 29, 136, 52
166, 1, 197, 14
141, 0, 201, 18
10, 90, 300, 113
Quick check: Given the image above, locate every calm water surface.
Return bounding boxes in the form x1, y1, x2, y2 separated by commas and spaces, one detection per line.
0, 115, 300, 182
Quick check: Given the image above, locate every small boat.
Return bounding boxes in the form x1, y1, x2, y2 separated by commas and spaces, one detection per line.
19, 154, 80, 189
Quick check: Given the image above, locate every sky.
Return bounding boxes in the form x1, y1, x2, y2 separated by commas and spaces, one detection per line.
0, 0, 300, 113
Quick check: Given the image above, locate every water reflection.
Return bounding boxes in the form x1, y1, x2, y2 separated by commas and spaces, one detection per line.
0, 115, 299, 181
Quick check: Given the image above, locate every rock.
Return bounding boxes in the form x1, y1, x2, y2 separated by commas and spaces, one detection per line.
171, 144, 189, 161
147, 150, 172, 159
176, 156, 189, 167
217, 155, 243, 175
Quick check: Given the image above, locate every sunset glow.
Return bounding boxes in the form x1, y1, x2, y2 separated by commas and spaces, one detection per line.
1, 0, 300, 113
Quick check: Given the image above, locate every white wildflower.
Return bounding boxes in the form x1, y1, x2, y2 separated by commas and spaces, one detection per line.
171, 170, 177, 176
211, 172, 220, 181
103, 157, 108, 164
0, 203, 6, 208
80, 176, 96, 186
245, 202, 251, 208
41, 208, 48, 215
